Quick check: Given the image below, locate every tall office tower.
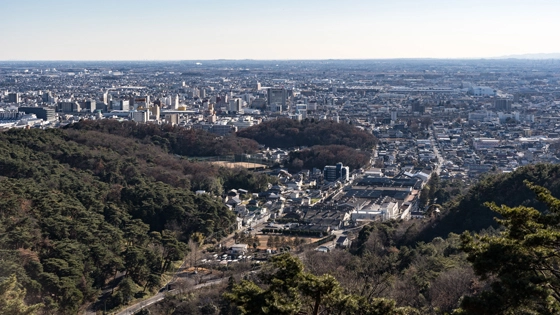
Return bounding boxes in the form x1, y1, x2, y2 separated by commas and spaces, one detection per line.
42, 91, 52, 103
84, 100, 96, 113
255, 82, 261, 91
7, 93, 20, 103
391, 111, 397, 121
163, 96, 171, 106
102, 92, 108, 104
173, 94, 179, 109
229, 98, 242, 113
243, 93, 253, 104
149, 105, 161, 122
122, 100, 130, 111
494, 98, 512, 111
111, 100, 130, 111
323, 162, 350, 182
199, 88, 206, 98
132, 111, 148, 123
268, 87, 287, 111
191, 88, 200, 98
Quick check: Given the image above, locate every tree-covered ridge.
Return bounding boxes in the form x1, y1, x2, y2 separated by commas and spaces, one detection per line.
287, 145, 371, 172
237, 118, 378, 149
68, 119, 260, 156
0, 128, 242, 314
415, 163, 560, 242
458, 181, 560, 314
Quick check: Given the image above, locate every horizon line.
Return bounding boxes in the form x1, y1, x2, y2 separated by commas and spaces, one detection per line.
2, 56, 560, 62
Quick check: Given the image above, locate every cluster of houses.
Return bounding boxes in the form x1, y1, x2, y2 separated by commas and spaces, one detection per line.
224, 165, 429, 239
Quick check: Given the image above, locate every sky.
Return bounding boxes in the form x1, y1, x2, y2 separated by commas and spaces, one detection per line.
1, 0, 560, 60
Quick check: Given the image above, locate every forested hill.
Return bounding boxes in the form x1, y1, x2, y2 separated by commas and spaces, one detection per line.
68, 119, 259, 156
0, 127, 259, 314
236, 118, 378, 149
287, 145, 371, 172
416, 163, 560, 242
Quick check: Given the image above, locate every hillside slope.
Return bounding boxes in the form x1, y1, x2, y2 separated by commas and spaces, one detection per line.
416, 163, 560, 242
0, 127, 240, 314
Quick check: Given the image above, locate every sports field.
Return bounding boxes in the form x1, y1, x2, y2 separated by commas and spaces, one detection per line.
208, 161, 267, 169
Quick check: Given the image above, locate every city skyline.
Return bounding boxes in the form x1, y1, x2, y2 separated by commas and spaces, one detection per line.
2, 0, 560, 60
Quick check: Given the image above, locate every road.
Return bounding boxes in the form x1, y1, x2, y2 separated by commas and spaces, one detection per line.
429, 130, 445, 175
115, 278, 225, 315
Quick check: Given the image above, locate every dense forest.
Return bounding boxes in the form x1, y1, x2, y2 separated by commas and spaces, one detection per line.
287, 145, 371, 172
415, 163, 560, 242
68, 119, 259, 156
237, 118, 378, 149
0, 126, 273, 314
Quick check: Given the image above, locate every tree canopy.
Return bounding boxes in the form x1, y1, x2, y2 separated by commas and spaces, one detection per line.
237, 118, 378, 149
68, 119, 259, 156
0, 274, 42, 315
224, 253, 418, 315
415, 163, 560, 242
458, 181, 560, 314
287, 145, 371, 172
0, 127, 248, 313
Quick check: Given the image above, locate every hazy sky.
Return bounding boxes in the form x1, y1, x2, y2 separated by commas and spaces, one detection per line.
2, 0, 559, 60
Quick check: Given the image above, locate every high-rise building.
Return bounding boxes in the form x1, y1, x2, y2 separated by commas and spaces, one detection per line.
18, 107, 56, 121
173, 94, 179, 109
149, 105, 161, 122
111, 100, 129, 111
268, 87, 287, 111
58, 101, 81, 112
83, 100, 97, 113
411, 102, 425, 114
165, 114, 179, 125
324, 162, 350, 182
243, 93, 253, 105
42, 91, 53, 103
131, 111, 148, 123
495, 98, 512, 111
133, 96, 150, 109
7, 93, 20, 103
229, 98, 242, 113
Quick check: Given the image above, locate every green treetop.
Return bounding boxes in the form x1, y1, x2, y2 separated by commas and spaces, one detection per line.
224, 253, 418, 315
458, 181, 560, 314
0, 274, 43, 315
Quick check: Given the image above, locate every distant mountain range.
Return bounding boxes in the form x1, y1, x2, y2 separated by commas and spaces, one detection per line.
494, 53, 560, 60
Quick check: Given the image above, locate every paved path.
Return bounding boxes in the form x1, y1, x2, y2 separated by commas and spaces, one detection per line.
115, 278, 225, 315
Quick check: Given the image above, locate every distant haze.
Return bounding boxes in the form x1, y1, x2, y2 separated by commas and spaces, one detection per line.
494, 53, 560, 60
1, 0, 560, 60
